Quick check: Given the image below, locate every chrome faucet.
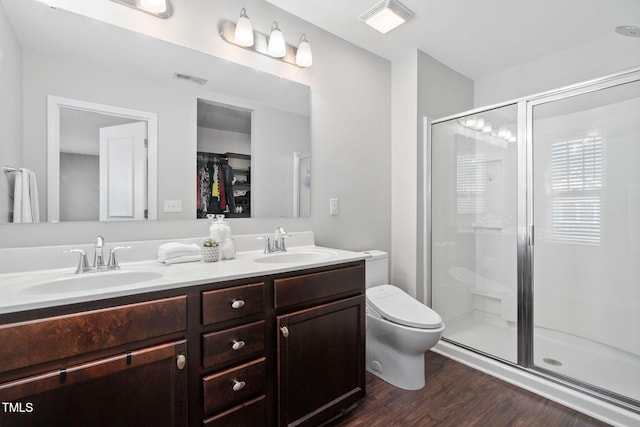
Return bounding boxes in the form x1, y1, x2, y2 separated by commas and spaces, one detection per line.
262, 227, 290, 254
94, 235, 105, 269
65, 236, 130, 273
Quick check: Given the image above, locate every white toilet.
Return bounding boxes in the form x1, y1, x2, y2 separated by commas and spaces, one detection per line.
364, 250, 445, 390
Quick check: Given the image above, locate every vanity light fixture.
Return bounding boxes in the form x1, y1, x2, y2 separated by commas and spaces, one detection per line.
234, 8, 254, 47
109, 0, 172, 18
296, 34, 313, 67
268, 22, 286, 58
358, 0, 414, 34
220, 9, 313, 68
139, 0, 167, 14
458, 117, 517, 143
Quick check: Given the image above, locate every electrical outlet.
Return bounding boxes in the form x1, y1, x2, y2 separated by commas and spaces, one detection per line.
163, 200, 182, 213
329, 198, 339, 216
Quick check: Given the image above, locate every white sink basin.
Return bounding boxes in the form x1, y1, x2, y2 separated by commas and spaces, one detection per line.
16, 270, 164, 295
253, 250, 336, 264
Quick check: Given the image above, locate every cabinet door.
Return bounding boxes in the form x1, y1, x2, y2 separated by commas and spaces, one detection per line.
0, 340, 187, 427
277, 295, 365, 427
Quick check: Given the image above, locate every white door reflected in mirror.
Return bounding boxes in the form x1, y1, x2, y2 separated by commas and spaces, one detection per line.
99, 122, 148, 221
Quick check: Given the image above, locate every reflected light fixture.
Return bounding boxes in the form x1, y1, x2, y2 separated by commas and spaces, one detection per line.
358, 0, 414, 34
138, 0, 167, 14
234, 8, 254, 47
296, 34, 313, 67
220, 9, 313, 68
268, 22, 286, 58
109, 0, 172, 18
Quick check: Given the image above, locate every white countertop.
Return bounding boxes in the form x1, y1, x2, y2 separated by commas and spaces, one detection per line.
0, 244, 366, 315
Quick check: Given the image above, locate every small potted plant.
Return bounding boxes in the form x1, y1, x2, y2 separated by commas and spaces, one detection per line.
202, 238, 219, 262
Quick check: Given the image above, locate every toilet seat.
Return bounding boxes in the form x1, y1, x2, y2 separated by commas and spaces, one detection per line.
366, 284, 442, 329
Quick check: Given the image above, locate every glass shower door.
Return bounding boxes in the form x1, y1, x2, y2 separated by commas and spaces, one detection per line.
431, 104, 519, 363
531, 77, 640, 402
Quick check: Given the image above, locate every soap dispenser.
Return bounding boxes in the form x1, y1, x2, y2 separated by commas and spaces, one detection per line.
209, 214, 235, 259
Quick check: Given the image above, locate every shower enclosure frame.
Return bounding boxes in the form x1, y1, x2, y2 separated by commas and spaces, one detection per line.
425, 66, 640, 415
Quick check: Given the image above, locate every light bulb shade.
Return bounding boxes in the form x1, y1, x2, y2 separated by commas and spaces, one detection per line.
234, 8, 254, 47
268, 22, 286, 58
296, 35, 312, 67
138, 0, 167, 13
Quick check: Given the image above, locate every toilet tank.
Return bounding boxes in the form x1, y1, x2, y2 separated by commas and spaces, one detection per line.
363, 250, 389, 288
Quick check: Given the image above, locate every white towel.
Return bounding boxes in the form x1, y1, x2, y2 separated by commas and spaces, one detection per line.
157, 242, 201, 260
159, 254, 203, 264
13, 168, 39, 223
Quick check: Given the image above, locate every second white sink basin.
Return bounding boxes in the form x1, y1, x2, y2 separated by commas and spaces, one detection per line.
253, 250, 336, 264
16, 270, 164, 295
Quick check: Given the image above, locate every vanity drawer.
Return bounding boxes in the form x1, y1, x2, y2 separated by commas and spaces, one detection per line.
0, 296, 186, 374
202, 395, 266, 427
274, 265, 364, 310
202, 283, 264, 325
203, 357, 266, 415
202, 321, 265, 369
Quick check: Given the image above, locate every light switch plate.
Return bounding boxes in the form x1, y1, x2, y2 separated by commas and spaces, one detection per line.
329, 198, 339, 216
163, 200, 182, 213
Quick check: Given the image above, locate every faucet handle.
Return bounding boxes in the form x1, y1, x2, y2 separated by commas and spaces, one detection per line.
257, 236, 272, 254
64, 249, 89, 274
107, 246, 131, 269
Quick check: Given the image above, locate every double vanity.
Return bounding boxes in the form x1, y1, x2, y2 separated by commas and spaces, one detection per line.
0, 233, 366, 426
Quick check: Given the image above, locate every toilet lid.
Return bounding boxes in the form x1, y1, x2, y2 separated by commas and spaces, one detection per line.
366, 284, 443, 329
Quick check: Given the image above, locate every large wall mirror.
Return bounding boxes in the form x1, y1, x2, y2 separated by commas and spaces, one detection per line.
0, 0, 311, 224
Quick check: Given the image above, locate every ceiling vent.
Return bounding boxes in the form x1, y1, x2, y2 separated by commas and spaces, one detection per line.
358, 0, 414, 34
174, 73, 207, 85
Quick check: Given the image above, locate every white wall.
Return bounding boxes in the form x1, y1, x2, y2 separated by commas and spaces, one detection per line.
252, 109, 310, 218
474, 33, 640, 107
416, 52, 474, 303
391, 51, 418, 294
59, 153, 99, 221
0, 2, 22, 223
197, 128, 250, 155
391, 49, 474, 300
0, 0, 391, 256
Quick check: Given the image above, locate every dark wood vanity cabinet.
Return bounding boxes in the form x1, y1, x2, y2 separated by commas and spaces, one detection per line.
0, 296, 188, 427
201, 282, 268, 426
0, 261, 365, 427
0, 340, 187, 427
275, 265, 366, 427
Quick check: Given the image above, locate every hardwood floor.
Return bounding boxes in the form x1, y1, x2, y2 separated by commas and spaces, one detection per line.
330, 351, 611, 427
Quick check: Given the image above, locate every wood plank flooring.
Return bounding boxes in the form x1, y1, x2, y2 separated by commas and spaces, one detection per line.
330, 351, 611, 427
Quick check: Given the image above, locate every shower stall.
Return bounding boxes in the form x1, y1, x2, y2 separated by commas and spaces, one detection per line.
428, 68, 640, 414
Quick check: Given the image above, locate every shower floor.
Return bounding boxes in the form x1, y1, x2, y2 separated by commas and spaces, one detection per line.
444, 313, 640, 402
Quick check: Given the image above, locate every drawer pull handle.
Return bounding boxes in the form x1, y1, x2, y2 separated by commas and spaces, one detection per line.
176, 354, 186, 370
232, 380, 246, 392
231, 340, 246, 350
231, 299, 245, 309
280, 326, 289, 338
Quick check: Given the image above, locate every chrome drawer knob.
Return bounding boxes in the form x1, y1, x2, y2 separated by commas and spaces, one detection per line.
231, 340, 246, 350
176, 354, 186, 370
280, 326, 289, 338
231, 299, 245, 309
232, 380, 246, 392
